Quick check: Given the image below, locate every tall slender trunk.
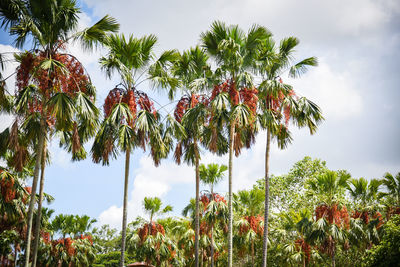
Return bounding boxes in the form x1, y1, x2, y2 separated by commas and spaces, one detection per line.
32, 140, 47, 267
227, 122, 234, 267
262, 129, 271, 267
251, 238, 255, 266
331, 246, 335, 267
14, 241, 18, 267
194, 140, 200, 267
24, 116, 46, 267
210, 186, 214, 267
120, 149, 130, 267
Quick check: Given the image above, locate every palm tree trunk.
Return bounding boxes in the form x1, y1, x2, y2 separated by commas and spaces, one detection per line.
32, 140, 46, 267
120, 149, 131, 267
194, 140, 200, 267
262, 129, 271, 267
24, 116, 46, 267
228, 122, 234, 267
251, 239, 255, 267
14, 241, 18, 267
331, 247, 335, 267
210, 187, 214, 267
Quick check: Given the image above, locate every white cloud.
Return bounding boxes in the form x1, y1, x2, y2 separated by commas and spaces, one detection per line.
289, 60, 363, 120
98, 156, 194, 228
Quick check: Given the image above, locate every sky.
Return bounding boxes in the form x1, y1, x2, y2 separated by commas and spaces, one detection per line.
0, 0, 399, 230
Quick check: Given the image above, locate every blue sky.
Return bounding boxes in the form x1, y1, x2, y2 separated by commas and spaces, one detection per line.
0, 0, 399, 229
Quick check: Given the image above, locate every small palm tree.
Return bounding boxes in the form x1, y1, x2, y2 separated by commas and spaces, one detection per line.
199, 163, 227, 267
307, 171, 351, 267
143, 196, 173, 224
233, 189, 264, 266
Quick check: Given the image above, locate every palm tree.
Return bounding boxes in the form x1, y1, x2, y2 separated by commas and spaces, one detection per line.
143, 196, 173, 224
91, 33, 178, 267
307, 171, 351, 267
233, 188, 264, 266
379, 172, 400, 208
0, 2, 119, 266
201, 21, 270, 267
171, 46, 212, 267
199, 163, 227, 267
256, 35, 323, 267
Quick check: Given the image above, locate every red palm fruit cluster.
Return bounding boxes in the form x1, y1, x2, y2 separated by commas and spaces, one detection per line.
41, 231, 51, 244
295, 238, 311, 264
239, 215, 264, 235
199, 221, 211, 236
64, 237, 75, 256
387, 206, 400, 220
373, 212, 384, 229
352, 210, 370, 224
80, 234, 93, 245
122, 90, 137, 118
315, 204, 350, 229
138, 222, 166, 242
136, 91, 156, 116
104, 88, 125, 118
104, 88, 156, 120
211, 80, 240, 105
16, 52, 90, 96
239, 87, 258, 115
0, 175, 16, 203
199, 193, 227, 211
174, 93, 209, 122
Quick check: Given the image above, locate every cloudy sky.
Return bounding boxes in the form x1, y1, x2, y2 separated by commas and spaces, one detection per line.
0, 0, 399, 229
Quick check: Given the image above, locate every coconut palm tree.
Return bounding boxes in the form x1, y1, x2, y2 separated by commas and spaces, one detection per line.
91, 33, 178, 267
199, 163, 227, 266
201, 21, 270, 267
0, 2, 119, 265
255, 35, 323, 267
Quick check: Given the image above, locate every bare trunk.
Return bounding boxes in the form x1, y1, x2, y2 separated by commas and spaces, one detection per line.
24, 116, 46, 267
120, 149, 130, 267
32, 140, 47, 267
228, 122, 234, 267
262, 129, 271, 267
194, 140, 200, 267
210, 186, 214, 267
251, 239, 255, 266
331, 246, 335, 267
14, 241, 18, 267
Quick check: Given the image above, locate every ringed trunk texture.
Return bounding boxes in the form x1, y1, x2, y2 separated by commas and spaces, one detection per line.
262, 129, 271, 267
120, 149, 131, 267
32, 140, 47, 267
228, 122, 234, 267
24, 116, 46, 267
194, 140, 200, 267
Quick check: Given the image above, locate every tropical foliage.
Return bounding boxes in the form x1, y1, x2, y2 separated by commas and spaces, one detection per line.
0, 5, 397, 267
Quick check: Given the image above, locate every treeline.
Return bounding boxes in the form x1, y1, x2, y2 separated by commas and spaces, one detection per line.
1, 157, 400, 266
